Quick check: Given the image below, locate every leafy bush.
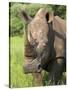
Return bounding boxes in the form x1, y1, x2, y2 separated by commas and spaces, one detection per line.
50, 5, 66, 19
9, 3, 24, 36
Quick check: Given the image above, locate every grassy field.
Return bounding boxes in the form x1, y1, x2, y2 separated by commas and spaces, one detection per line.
10, 36, 33, 88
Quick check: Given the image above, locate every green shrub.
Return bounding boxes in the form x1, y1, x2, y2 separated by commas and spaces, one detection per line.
9, 3, 24, 36
50, 5, 66, 19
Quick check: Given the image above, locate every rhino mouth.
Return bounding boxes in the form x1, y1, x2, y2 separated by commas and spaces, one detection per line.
23, 59, 42, 73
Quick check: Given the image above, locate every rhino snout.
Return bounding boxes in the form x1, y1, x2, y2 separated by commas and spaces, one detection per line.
37, 64, 41, 72
23, 60, 42, 73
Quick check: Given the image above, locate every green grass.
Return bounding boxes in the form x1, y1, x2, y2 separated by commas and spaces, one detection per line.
10, 36, 33, 88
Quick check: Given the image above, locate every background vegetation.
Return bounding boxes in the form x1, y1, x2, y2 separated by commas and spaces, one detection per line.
9, 2, 66, 87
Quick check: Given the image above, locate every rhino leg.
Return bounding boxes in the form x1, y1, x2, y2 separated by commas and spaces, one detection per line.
48, 58, 65, 85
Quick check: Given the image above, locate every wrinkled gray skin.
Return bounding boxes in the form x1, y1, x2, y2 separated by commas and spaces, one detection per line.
20, 8, 66, 85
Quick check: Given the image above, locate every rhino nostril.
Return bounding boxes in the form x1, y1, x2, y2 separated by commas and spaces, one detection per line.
37, 64, 42, 72
38, 64, 41, 69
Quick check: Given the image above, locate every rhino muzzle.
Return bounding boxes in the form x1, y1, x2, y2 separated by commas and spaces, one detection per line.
23, 59, 42, 73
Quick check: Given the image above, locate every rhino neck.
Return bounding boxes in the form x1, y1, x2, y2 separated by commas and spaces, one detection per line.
52, 16, 66, 39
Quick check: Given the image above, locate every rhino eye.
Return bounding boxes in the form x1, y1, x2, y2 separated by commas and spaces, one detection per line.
30, 39, 38, 47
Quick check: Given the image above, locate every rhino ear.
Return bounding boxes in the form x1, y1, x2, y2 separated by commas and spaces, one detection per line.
20, 10, 32, 24
46, 11, 54, 23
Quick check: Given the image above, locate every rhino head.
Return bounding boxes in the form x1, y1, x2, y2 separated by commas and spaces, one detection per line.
20, 8, 54, 73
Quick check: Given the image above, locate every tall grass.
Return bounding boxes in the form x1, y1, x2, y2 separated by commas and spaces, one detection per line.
10, 36, 33, 88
